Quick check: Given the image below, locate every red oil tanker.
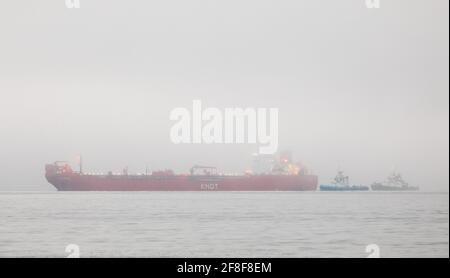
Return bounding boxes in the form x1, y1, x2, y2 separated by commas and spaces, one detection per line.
45, 154, 318, 191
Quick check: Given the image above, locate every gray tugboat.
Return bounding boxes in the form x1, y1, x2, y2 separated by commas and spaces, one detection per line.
371, 172, 419, 191
320, 171, 369, 191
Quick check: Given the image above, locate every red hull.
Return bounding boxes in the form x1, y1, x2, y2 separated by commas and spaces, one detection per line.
46, 167, 318, 192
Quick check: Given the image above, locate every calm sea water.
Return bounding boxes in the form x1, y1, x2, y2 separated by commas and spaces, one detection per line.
0, 191, 448, 258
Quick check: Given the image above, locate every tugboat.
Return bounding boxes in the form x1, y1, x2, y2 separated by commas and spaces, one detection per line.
371, 172, 419, 191
320, 171, 369, 191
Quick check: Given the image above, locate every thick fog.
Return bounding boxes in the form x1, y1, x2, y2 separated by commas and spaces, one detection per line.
0, 0, 448, 190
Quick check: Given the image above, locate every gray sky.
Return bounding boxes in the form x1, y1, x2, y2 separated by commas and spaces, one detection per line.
0, 0, 448, 191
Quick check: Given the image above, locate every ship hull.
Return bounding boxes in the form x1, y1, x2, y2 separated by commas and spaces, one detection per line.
320, 184, 369, 191
46, 173, 318, 191
371, 184, 419, 191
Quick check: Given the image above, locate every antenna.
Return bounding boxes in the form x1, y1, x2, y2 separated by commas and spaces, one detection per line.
79, 154, 83, 174
391, 165, 397, 174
